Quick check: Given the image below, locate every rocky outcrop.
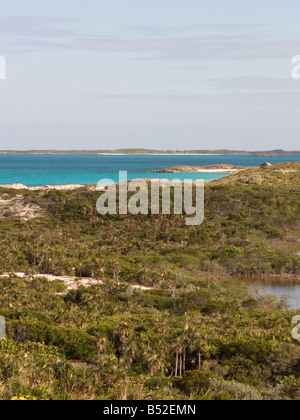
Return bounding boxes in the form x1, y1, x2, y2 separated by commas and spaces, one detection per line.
0, 184, 93, 191
151, 164, 245, 173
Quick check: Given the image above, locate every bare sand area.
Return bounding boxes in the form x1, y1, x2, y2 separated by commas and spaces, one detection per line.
0, 272, 153, 293
0, 184, 89, 191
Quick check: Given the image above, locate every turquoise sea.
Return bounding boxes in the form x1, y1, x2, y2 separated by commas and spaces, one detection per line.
0, 154, 299, 187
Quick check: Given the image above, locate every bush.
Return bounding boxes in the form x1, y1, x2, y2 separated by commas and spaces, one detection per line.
174, 370, 212, 395
6, 321, 96, 360
209, 379, 263, 400
48, 327, 96, 360
220, 338, 273, 364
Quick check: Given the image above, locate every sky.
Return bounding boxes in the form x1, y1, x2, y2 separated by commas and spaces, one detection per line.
0, 0, 300, 151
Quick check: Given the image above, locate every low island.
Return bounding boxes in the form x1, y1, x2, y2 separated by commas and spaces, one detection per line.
151, 164, 246, 174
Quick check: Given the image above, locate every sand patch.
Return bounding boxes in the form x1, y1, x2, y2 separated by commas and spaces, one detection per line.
0, 272, 154, 293
0, 184, 90, 191
0, 195, 43, 220
0, 272, 103, 291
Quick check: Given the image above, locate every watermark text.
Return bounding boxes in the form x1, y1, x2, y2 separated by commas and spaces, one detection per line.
96, 172, 204, 226
0, 55, 6, 80
292, 316, 300, 340
292, 56, 300, 80
0, 316, 6, 339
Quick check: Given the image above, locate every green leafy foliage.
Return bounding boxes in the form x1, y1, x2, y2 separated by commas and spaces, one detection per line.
0, 163, 299, 399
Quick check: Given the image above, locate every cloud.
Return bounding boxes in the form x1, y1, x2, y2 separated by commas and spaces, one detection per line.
2, 17, 299, 62
12, 36, 300, 62
10, 35, 300, 61
0, 16, 78, 38
87, 92, 300, 108
213, 77, 300, 90
123, 23, 268, 37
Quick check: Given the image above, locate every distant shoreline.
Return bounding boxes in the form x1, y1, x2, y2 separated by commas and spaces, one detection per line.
0, 149, 300, 157
97, 153, 222, 156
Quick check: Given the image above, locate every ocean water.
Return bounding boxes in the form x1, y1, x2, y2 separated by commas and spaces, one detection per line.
0, 154, 299, 187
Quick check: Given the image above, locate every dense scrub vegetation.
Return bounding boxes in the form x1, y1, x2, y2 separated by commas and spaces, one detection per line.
0, 276, 299, 400
0, 163, 299, 280
0, 163, 299, 400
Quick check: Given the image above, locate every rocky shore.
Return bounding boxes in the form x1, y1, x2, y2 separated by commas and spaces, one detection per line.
0, 183, 92, 191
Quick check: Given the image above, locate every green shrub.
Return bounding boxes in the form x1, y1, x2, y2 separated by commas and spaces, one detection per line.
174, 370, 212, 395
209, 379, 263, 400
6, 321, 96, 360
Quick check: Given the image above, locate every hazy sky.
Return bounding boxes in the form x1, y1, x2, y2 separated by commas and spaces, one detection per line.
0, 0, 300, 150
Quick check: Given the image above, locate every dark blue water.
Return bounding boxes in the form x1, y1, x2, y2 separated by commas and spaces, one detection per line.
0, 154, 299, 187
